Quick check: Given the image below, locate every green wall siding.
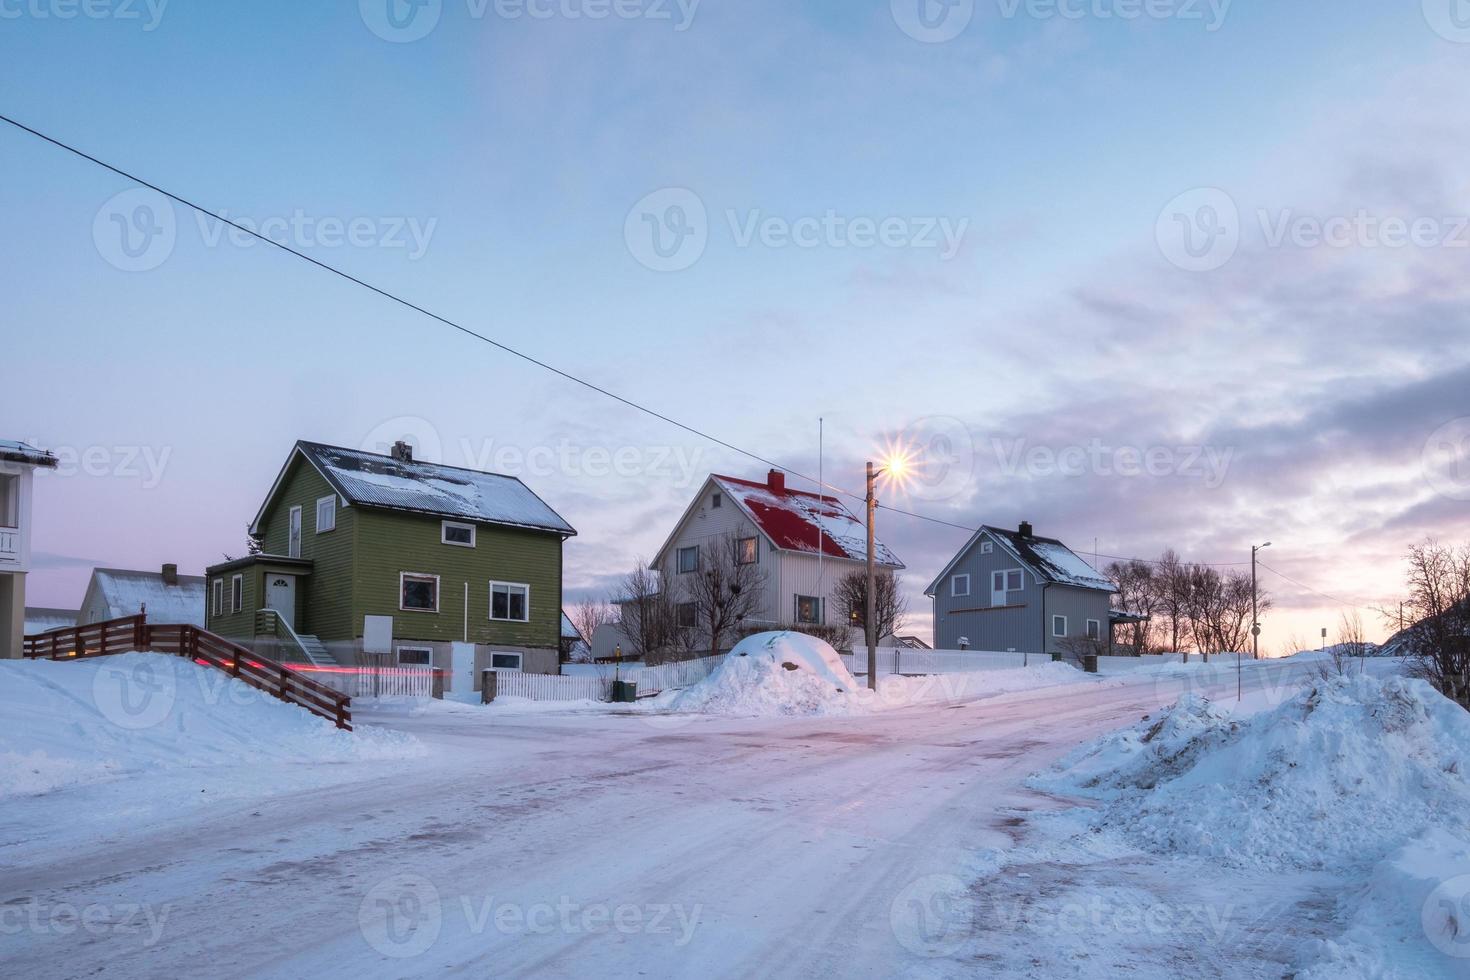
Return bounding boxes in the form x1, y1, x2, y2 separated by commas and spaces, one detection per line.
258, 458, 357, 642
352, 508, 563, 648
205, 569, 257, 639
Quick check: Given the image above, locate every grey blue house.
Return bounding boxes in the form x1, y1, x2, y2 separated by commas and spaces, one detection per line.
924, 522, 1116, 654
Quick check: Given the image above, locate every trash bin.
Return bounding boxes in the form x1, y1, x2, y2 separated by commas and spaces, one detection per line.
481, 669, 497, 704
1050, 652, 1063, 663
1083, 655, 1099, 674
612, 679, 638, 703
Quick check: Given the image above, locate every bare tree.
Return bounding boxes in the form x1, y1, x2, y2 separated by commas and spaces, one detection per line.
1185, 566, 1264, 655
833, 569, 908, 644
569, 599, 617, 664
1106, 559, 1159, 655
1399, 540, 1470, 709
1155, 549, 1193, 653
682, 535, 768, 658
1315, 611, 1370, 681
614, 560, 674, 661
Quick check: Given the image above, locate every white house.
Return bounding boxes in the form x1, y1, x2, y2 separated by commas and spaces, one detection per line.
625, 470, 904, 653
1, 441, 59, 658
80, 564, 207, 628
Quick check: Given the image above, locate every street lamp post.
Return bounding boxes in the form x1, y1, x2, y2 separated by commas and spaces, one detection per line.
865, 461, 878, 692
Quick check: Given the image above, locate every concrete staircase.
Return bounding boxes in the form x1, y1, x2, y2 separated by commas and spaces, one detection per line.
296, 633, 339, 667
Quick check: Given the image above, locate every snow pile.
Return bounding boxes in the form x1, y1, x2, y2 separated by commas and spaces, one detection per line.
1036, 674, 1470, 872
670, 632, 861, 716
0, 653, 424, 800
875, 661, 1095, 707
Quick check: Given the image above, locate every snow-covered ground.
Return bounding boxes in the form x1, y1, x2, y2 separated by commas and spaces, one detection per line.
1, 650, 1463, 978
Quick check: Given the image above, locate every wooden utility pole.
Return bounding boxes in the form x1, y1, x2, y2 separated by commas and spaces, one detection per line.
866, 461, 877, 692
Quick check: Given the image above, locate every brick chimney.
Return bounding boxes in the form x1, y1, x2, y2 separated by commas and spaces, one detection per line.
391, 440, 414, 463
161, 563, 178, 586
1019, 521, 1034, 538
767, 469, 786, 494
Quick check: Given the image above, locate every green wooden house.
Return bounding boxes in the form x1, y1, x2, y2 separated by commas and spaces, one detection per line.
206, 440, 576, 677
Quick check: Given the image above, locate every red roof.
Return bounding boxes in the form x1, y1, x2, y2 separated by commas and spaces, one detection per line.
712, 474, 903, 567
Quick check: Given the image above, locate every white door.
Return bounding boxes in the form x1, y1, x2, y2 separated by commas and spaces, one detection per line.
266, 574, 297, 629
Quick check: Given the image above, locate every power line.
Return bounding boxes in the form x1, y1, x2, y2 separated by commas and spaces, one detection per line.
0, 112, 1286, 578
1257, 561, 1368, 610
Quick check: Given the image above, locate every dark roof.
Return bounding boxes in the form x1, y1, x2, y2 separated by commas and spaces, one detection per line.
710, 475, 903, 567
206, 554, 315, 575
0, 440, 58, 468
252, 441, 576, 536
926, 525, 1115, 595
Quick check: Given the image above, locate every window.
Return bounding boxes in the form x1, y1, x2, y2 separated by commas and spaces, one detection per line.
211, 579, 223, 617
980, 540, 994, 555
991, 569, 1023, 605
0, 473, 16, 527
441, 521, 476, 547
1053, 615, 1068, 638
1087, 619, 1101, 640
491, 652, 523, 671
230, 574, 244, 614
490, 582, 530, 622
676, 602, 697, 629
711, 492, 722, 509
795, 595, 823, 625
315, 495, 336, 534
737, 536, 758, 566
952, 574, 971, 598
288, 505, 302, 558
677, 546, 699, 574
400, 572, 439, 612
397, 646, 433, 667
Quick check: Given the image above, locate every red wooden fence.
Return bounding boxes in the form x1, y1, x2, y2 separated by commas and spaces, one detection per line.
22, 615, 352, 731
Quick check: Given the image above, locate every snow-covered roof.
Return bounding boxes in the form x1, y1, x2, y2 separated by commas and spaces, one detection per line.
709, 474, 903, 567
925, 525, 1115, 595
268, 442, 576, 536
560, 611, 583, 642
24, 607, 77, 635
0, 440, 59, 468
90, 568, 207, 626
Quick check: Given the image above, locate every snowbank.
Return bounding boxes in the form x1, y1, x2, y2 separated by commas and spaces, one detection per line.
670, 632, 861, 716
0, 653, 423, 800
1036, 674, 1470, 872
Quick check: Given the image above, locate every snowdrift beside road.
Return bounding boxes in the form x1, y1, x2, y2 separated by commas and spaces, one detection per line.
0, 653, 423, 800
670, 632, 861, 716
1037, 674, 1470, 872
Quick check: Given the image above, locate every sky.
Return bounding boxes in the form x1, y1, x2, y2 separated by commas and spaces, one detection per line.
3, 0, 1469, 651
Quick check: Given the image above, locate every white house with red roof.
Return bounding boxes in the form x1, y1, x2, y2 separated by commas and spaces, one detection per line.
647, 469, 904, 643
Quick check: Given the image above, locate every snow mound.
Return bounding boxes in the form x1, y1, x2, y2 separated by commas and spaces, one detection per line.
1036, 674, 1470, 872
0, 653, 424, 800
670, 632, 861, 716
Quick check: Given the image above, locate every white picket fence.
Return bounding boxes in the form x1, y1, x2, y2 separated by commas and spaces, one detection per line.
841, 648, 1032, 676
631, 656, 723, 696
299, 665, 436, 699
494, 671, 609, 702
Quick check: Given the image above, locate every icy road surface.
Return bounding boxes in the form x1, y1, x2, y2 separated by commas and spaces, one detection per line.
0, 658, 1380, 978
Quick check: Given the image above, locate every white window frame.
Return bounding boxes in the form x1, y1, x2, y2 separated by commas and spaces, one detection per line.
230, 573, 244, 614
441, 520, 476, 548
489, 581, 531, 623
980, 540, 994, 555
991, 569, 1024, 606
396, 645, 434, 667
489, 651, 523, 672
315, 494, 336, 534
399, 572, 440, 613
0, 473, 17, 527
1087, 618, 1102, 640
677, 546, 699, 574
288, 505, 303, 558
951, 573, 971, 598
1053, 615, 1068, 638
211, 579, 223, 617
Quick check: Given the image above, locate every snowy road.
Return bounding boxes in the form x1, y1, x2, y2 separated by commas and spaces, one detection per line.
1, 660, 1325, 979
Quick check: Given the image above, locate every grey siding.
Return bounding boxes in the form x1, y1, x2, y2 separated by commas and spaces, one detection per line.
1040, 584, 1114, 654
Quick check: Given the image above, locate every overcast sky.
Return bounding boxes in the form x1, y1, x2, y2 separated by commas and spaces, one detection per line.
4, 1, 1468, 649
